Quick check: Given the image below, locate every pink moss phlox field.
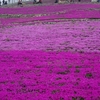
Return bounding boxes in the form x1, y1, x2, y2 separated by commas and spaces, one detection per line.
0, 2, 100, 100
0, 4, 100, 27
0, 51, 100, 100
0, 20, 100, 52
0, 3, 100, 14
0, 9, 100, 26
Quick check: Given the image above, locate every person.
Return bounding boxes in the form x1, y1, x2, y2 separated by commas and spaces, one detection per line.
2, 0, 7, 5
4, 0, 7, 4
55, 0, 58, 3
33, 0, 36, 4
70, 0, 74, 2
3, 0, 5, 4
36, 0, 42, 4
18, 0, 22, 5
39, 0, 42, 3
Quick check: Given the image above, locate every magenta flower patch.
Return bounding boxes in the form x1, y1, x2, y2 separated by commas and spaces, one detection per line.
0, 51, 100, 100
0, 3, 100, 100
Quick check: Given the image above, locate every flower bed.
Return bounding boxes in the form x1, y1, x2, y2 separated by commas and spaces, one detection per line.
0, 3, 100, 14
0, 3, 100, 27
0, 3, 100, 100
0, 51, 100, 100
0, 19, 100, 52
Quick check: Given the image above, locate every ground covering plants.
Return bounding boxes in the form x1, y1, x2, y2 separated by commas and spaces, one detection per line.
0, 2, 100, 100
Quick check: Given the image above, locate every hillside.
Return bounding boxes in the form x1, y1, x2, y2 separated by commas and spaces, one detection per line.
0, 3, 100, 100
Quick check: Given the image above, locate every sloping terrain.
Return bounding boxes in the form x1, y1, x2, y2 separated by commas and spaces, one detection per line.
0, 3, 100, 100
